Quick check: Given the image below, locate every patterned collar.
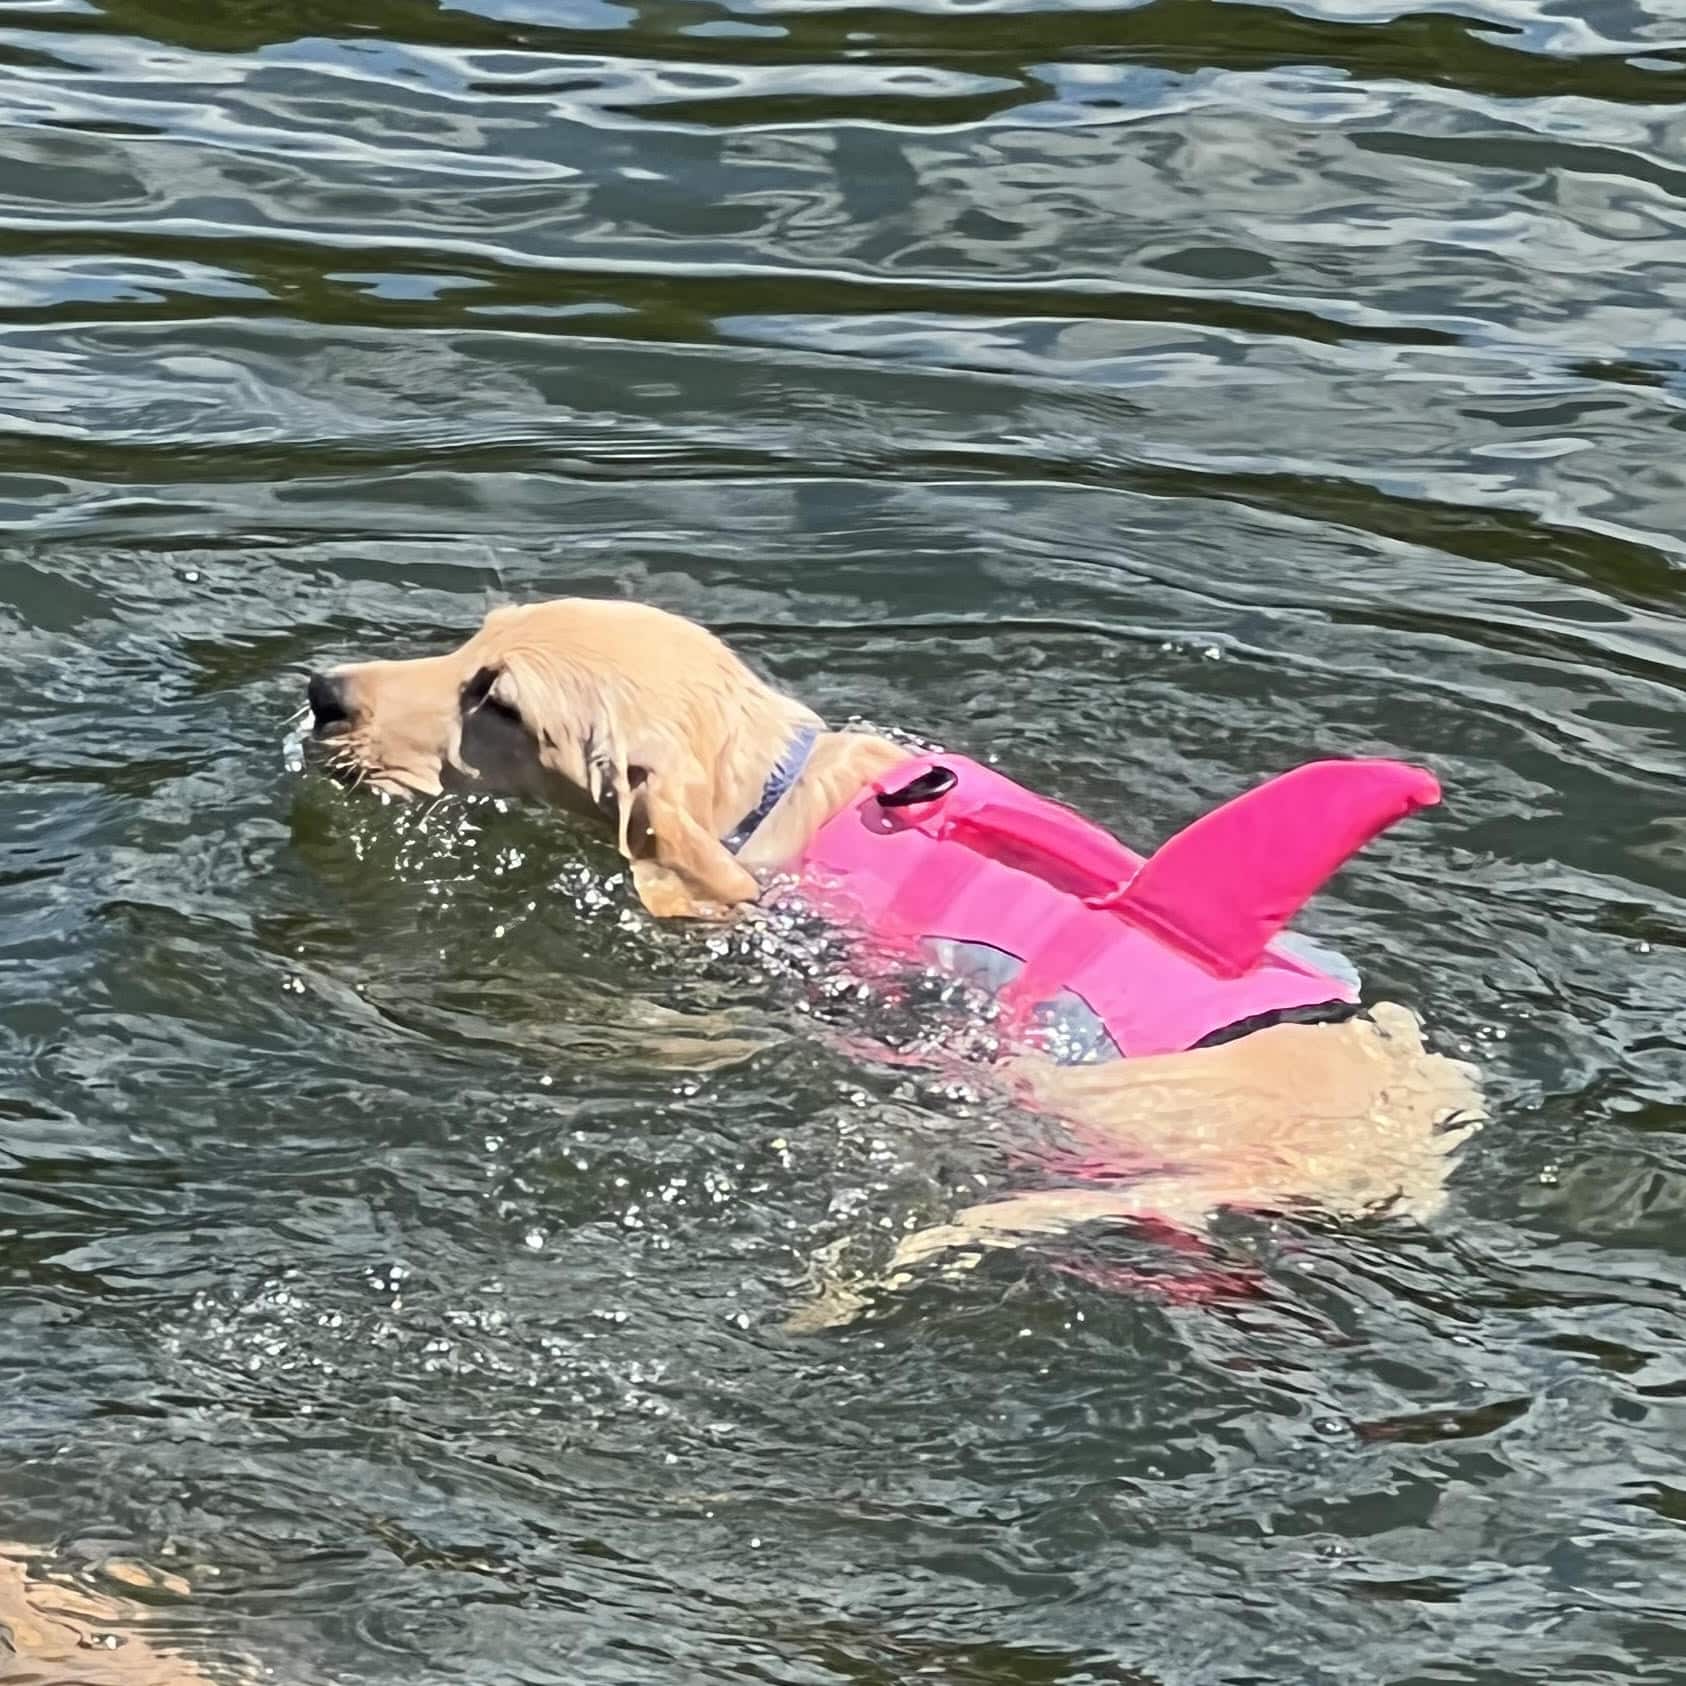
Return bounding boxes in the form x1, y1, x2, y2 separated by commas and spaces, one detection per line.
724, 725, 819, 854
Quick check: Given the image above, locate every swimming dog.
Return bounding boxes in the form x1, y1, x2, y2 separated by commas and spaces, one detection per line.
305, 598, 1482, 1312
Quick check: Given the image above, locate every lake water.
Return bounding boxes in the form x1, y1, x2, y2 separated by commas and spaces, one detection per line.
3, 0, 1686, 1681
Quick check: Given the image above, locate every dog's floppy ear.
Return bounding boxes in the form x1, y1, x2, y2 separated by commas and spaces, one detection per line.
465, 652, 759, 919
621, 757, 760, 920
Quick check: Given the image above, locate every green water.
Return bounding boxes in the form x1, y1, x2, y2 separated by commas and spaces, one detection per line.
2, 0, 1686, 1680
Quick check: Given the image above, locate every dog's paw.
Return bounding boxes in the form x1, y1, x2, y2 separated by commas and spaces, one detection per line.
631, 861, 739, 921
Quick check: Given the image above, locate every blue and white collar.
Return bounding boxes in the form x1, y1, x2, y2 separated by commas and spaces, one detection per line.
724, 725, 819, 854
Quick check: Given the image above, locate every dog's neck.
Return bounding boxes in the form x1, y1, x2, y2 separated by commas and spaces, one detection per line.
723, 724, 821, 853
733, 728, 913, 870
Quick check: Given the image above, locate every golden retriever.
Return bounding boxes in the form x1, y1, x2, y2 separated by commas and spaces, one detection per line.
306, 598, 1482, 1316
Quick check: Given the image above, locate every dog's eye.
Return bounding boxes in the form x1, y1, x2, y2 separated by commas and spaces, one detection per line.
463, 665, 518, 721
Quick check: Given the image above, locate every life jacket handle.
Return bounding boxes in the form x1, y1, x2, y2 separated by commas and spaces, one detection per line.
875, 765, 958, 809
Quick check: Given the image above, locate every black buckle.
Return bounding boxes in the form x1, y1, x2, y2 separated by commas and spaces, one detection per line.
876, 764, 957, 809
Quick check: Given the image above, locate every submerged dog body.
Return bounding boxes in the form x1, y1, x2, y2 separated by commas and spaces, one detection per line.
308, 598, 1482, 1296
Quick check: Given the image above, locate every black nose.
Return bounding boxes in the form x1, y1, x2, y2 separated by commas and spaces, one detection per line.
308, 671, 350, 731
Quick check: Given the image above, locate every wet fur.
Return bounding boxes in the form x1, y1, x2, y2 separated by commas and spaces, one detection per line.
313, 600, 908, 919
311, 598, 1484, 1322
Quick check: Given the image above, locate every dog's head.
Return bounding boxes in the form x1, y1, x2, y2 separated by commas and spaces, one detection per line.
305, 597, 820, 914
306, 606, 593, 807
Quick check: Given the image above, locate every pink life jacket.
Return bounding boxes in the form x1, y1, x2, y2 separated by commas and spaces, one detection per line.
792, 753, 1440, 1059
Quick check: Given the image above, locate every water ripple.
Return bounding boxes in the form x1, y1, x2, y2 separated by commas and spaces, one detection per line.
2, 0, 1685, 1682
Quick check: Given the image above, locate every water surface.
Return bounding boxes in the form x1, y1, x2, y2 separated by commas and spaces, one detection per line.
3, 0, 1686, 1680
